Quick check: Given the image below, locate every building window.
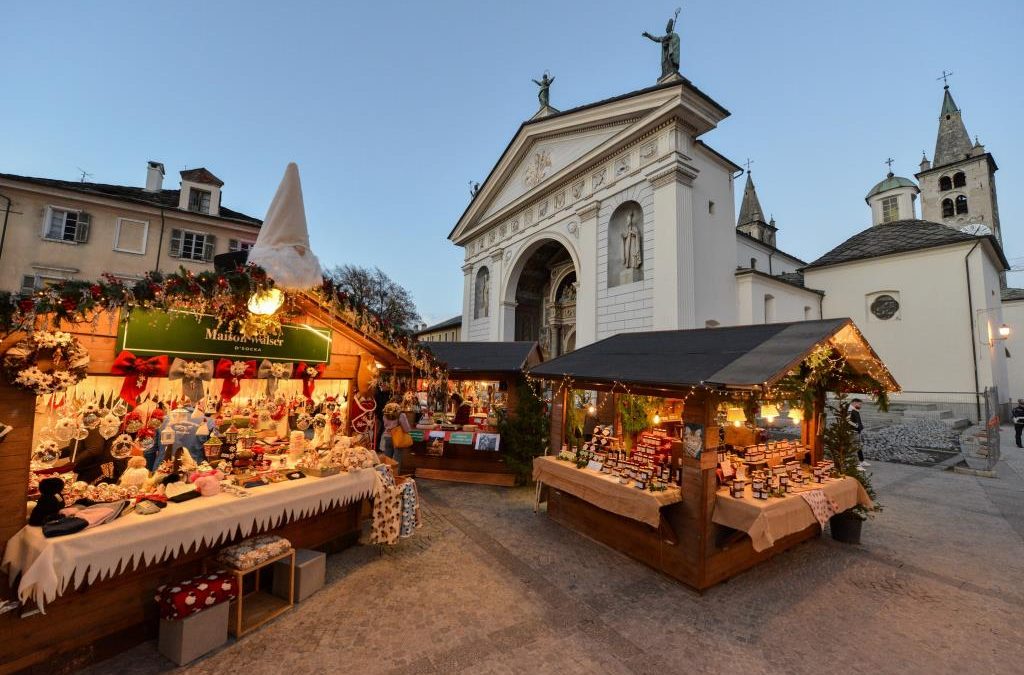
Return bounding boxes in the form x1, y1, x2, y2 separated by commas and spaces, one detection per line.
113, 218, 149, 254
708, 200, 715, 214
43, 207, 90, 243
187, 188, 211, 214
939, 175, 952, 191
942, 198, 955, 217
474, 267, 490, 319
869, 292, 901, 321
20, 274, 66, 294
169, 229, 215, 262
881, 196, 900, 223
955, 195, 968, 214
763, 294, 775, 323
229, 239, 255, 253
750, 257, 758, 270
953, 172, 966, 188
804, 306, 813, 320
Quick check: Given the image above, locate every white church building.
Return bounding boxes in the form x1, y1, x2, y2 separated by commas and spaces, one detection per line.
446, 75, 1014, 419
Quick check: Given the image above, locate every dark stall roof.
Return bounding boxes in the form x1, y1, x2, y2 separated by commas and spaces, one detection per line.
426, 341, 542, 375
529, 319, 898, 392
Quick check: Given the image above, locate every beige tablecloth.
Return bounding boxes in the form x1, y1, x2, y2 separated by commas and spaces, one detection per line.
533, 456, 682, 528
712, 477, 871, 552
2, 468, 376, 609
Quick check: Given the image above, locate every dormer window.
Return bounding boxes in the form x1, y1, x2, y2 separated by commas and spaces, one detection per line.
188, 188, 211, 214
881, 196, 899, 223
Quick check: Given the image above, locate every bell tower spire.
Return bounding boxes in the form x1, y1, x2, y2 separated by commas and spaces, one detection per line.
736, 168, 777, 246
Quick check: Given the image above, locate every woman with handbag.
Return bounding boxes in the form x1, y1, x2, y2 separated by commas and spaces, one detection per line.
380, 401, 413, 473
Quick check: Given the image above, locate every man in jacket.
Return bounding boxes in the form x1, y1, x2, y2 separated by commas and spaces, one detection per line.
849, 398, 867, 467
1013, 399, 1024, 448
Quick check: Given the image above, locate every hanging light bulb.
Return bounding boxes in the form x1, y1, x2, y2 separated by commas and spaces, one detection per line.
653, 411, 661, 426
788, 406, 804, 424
247, 288, 285, 316
759, 403, 779, 423
999, 323, 1011, 339
587, 403, 596, 415
726, 407, 745, 427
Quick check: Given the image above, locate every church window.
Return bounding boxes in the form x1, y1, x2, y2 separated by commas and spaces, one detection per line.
750, 257, 758, 270
939, 175, 952, 191
474, 267, 490, 319
708, 200, 715, 214
763, 294, 775, 323
953, 172, 966, 188
881, 196, 899, 223
942, 198, 955, 217
955, 195, 969, 215
607, 201, 644, 288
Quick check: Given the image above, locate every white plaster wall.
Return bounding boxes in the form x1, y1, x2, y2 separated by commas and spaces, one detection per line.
735, 274, 821, 324
968, 245, 1010, 404
1002, 300, 1024, 400
690, 147, 738, 328
804, 244, 986, 395
867, 188, 918, 226
735, 236, 802, 275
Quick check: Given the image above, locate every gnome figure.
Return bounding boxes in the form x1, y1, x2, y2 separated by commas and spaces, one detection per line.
247, 163, 323, 290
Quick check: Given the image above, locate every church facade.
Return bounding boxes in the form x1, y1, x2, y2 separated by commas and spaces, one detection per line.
447, 73, 1015, 417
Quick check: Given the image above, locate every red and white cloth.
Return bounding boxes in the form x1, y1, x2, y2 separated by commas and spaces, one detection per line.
799, 489, 840, 528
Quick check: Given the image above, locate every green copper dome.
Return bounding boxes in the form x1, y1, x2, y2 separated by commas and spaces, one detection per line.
865, 173, 918, 201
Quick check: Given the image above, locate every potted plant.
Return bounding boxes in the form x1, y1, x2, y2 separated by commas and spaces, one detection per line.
823, 395, 880, 543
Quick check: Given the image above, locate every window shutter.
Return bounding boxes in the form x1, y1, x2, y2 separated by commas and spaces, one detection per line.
169, 229, 183, 258
74, 212, 91, 243
203, 235, 216, 262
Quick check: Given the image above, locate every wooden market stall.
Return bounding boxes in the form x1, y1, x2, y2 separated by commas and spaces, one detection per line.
0, 288, 415, 672
405, 341, 542, 486
529, 318, 898, 591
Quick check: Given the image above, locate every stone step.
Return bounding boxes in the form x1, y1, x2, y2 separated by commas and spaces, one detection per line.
903, 409, 954, 420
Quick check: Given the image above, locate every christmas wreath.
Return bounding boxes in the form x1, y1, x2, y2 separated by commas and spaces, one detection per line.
2, 330, 89, 394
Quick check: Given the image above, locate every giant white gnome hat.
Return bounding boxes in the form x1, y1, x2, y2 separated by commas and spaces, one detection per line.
248, 162, 323, 290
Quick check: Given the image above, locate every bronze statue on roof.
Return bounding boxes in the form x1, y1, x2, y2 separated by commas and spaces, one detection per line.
642, 8, 681, 80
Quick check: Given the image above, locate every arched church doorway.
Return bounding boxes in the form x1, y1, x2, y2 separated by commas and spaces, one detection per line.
511, 240, 577, 358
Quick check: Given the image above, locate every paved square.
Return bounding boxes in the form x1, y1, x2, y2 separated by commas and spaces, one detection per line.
89, 436, 1024, 675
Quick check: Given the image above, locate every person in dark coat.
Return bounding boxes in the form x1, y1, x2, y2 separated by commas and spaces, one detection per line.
1013, 399, 1024, 448
849, 398, 867, 467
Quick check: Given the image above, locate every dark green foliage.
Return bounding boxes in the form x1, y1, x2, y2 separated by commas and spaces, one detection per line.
497, 382, 550, 484
824, 395, 880, 519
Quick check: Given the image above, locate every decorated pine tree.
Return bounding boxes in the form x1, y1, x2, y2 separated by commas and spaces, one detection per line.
824, 395, 879, 518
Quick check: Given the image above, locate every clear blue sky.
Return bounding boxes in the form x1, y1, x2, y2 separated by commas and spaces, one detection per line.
4, 1, 1022, 325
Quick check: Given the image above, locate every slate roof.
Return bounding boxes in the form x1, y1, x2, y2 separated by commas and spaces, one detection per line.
1001, 288, 1024, 302
803, 220, 1008, 270
529, 319, 859, 390
933, 87, 974, 167
415, 315, 462, 335
737, 173, 766, 226
425, 341, 541, 374
0, 173, 261, 227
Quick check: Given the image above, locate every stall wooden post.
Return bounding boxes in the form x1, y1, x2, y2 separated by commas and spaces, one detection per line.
549, 386, 567, 455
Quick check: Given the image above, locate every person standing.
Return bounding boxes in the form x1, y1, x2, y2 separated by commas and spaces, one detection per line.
849, 398, 867, 468
1012, 399, 1024, 448
380, 401, 412, 473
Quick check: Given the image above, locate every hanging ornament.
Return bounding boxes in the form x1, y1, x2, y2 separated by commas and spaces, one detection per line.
294, 412, 311, 431
32, 440, 60, 466
110, 433, 135, 460
111, 351, 170, 406
168, 358, 215, 403
123, 411, 144, 434
160, 427, 176, 447
53, 418, 76, 444
137, 428, 156, 451
258, 360, 293, 396
111, 398, 129, 418
98, 412, 121, 439
81, 401, 103, 429
214, 359, 257, 401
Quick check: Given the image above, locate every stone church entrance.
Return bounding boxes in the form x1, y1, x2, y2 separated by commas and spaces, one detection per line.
510, 240, 576, 358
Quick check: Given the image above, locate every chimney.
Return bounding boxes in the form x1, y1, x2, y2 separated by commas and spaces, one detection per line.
145, 161, 165, 192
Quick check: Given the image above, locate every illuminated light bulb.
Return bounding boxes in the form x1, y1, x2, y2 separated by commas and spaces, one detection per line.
587, 404, 596, 415
653, 412, 661, 425
788, 407, 804, 424
999, 323, 1011, 339
760, 404, 779, 423
726, 407, 745, 427
247, 288, 284, 315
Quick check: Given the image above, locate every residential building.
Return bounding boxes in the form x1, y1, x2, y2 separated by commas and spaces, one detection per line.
415, 315, 462, 342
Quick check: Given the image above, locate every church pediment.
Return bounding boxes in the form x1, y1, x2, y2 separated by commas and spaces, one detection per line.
450, 79, 729, 245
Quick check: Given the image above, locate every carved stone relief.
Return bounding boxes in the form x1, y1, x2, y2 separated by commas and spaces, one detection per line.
538, 200, 549, 217
615, 156, 630, 176
555, 192, 566, 209
592, 168, 606, 190
566, 221, 579, 239
641, 141, 656, 159
572, 182, 584, 200
523, 149, 552, 188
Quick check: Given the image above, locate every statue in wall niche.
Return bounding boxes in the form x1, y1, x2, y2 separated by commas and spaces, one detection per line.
621, 211, 643, 269
478, 271, 490, 317
642, 8, 681, 80
532, 72, 555, 109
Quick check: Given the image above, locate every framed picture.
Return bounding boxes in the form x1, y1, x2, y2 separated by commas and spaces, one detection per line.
428, 430, 447, 441
474, 433, 501, 452
682, 422, 704, 458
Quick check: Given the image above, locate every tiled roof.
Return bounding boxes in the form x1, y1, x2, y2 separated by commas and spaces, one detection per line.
416, 315, 462, 335
0, 172, 261, 227
179, 167, 224, 187
804, 220, 1007, 270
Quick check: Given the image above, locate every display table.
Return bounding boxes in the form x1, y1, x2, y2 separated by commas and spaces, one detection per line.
533, 456, 682, 529
2, 468, 376, 609
712, 477, 871, 552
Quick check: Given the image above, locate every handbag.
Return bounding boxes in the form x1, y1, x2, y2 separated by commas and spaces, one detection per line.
391, 425, 414, 449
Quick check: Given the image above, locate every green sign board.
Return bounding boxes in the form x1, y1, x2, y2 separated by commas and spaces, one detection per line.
117, 310, 332, 363
408, 429, 425, 442
449, 432, 475, 446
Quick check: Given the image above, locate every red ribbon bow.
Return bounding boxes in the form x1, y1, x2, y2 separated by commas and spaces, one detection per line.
111, 352, 169, 406
294, 362, 325, 401
214, 359, 257, 401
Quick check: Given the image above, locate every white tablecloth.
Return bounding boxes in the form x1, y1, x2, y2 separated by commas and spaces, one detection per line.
2, 468, 376, 609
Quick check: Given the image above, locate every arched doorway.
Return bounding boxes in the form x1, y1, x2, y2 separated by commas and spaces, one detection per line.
510, 240, 577, 358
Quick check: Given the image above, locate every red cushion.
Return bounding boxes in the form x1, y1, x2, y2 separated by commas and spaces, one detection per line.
154, 571, 237, 620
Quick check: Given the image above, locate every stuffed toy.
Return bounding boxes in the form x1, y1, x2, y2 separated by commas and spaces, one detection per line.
29, 477, 65, 526
119, 456, 151, 490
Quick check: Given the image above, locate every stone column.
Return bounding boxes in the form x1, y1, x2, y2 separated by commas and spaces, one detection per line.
648, 158, 698, 329
489, 249, 505, 342
461, 262, 473, 339
574, 201, 600, 348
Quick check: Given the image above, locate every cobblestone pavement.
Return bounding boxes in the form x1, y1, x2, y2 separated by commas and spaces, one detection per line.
88, 435, 1024, 675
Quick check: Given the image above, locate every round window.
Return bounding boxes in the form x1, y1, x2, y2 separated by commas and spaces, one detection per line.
870, 294, 900, 320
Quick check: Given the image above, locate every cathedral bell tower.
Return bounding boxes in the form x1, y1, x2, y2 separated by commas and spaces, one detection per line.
915, 84, 1001, 245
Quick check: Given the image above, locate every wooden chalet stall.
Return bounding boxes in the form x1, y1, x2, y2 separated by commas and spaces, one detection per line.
405, 341, 542, 487
0, 293, 411, 673
529, 319, 897, 591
